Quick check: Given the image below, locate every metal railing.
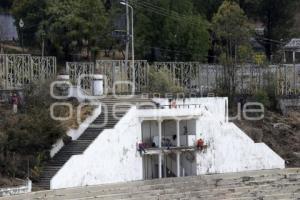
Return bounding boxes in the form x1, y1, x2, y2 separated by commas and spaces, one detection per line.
158, 104, 203, 109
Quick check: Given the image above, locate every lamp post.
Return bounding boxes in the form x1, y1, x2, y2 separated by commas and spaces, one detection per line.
41, 31, 46, 57
19, 19, 24, 53
120, 1, 135, 93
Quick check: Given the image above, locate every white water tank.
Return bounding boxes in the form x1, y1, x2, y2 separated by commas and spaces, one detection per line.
93, 74, 104, 96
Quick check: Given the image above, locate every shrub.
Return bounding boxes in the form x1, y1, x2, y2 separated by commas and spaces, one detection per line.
145, 68, 183, 94
0, 82, 65, 180
254, 89, 271, 108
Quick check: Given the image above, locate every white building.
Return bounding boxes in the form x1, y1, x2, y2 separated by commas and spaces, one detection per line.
50, 97, 285, 189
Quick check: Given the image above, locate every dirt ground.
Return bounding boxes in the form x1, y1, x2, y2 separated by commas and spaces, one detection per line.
0, 177, 23, 188
234, 110, 300, 167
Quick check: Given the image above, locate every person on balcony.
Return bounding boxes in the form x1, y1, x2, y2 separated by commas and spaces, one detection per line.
196, 138, 205, 151
137, 142, 146, 155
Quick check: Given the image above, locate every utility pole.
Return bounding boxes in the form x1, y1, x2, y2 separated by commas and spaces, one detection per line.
125, 0, 130, 92
42, 37, 45, 57
121, 1, 135, 93
131, 4, 135, 93
125, 0, 129, 66
41, 30, 46, 58
19, 19, 24, 53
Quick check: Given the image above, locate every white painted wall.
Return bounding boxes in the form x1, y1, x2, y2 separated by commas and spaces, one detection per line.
0, 179, 31, 197
69, 86, 89, 102
196, 119, 285, 174
142, 98, 284, 176
51, 108, 143, 189
138, 106, 208, 120
50, 97, 284, 189
152, 98, 228, 123
142, 121, 158, 145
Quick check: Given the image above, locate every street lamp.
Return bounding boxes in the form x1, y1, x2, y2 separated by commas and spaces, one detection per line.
19, 19, 24, 53
120, 1, 135, 93
41, 30, 46, 57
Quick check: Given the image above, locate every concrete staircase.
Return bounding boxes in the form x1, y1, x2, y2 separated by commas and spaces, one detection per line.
35, 96, 155, 190
6, 168, 300, 200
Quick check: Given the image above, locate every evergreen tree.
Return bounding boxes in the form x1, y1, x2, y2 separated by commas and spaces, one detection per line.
41, 0, 108, 60
212, 0, 252, 96
133, 0, 210, 61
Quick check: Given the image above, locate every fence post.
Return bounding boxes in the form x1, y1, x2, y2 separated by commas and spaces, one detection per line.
294, 62, 297, 94
5, 55, 8, 89
285, 64, 287, 96
206, 64, 209, 91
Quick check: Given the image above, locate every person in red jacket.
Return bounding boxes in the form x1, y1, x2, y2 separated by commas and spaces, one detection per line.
197, 139, 205, 150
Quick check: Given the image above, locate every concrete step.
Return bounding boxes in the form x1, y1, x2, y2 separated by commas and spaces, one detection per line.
26, 179, 300, 200
43, 176, 300, 200
59, 180, 300, 200
18, 169, 300, 200
46, 169, 299, 195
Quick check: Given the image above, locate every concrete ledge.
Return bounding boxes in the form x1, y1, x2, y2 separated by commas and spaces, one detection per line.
278, 98, 300, 115
0, 179, 31, 197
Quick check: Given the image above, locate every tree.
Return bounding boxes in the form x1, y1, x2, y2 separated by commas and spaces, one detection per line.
256, 0, 298, 61
40, 0, 108, 61
234, 0, 299, 60
0, 82, 65, 179
134, 0, 210, 61
0, 0, 14, 11
12, 0, 108, 60
192, 0, 223, 20
212, 0, 252, 96
12, 0, 47, 47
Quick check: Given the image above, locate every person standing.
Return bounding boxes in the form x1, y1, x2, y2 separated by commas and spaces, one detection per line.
11, 93, 20, 114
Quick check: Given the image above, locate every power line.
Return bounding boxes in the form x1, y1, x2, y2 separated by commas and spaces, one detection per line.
257, 37, 285, 44
127, 1, 289, 46
128, 0, 201, 26
129, 0, 189, 19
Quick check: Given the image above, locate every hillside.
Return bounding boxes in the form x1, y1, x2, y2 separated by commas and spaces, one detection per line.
235, 110, 300, 167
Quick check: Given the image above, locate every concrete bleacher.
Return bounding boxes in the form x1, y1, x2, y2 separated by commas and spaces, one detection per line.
2, 168, 300, 200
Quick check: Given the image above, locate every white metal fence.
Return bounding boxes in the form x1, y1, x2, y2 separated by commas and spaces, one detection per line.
65, 60, 300, 95
0, 54, 57, 89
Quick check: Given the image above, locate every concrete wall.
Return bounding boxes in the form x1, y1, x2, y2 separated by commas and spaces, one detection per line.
51, 108, 143, 189
50, 97, 284, 189
181, 152, 197, 176
143, 155, 159, 179
278, 98, 300, 115
196, 119, 285, 174
0, 179, 31, 197
142, 121, 159, 145
146, 98, 284, 175
152, 98, 228, 123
